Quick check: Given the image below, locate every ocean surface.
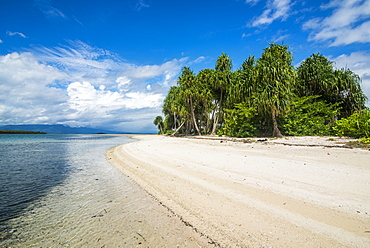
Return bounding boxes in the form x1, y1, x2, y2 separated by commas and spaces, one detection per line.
0, 134, 201, 247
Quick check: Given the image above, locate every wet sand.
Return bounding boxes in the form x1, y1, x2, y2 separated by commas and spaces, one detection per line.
106, 135, 370, 247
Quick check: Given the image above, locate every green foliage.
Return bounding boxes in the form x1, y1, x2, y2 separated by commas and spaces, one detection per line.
254, 43, 296, 137
333, 68, 367, 117
215, 53, 232, 72
297, 53, 367, 118
153, 116, 164, 134
282, 96, 339, 136
156, 43, 367, 138
296, 53, 334, 98
221, 103, 259, 138
333, 109, 370, 138
360, 138, 370, 144
165, 130, 175, 135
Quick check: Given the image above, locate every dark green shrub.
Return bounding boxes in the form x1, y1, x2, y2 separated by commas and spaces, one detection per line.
333, 109, 370, 138
282, 96, 339, 136
221, 103, 259, 137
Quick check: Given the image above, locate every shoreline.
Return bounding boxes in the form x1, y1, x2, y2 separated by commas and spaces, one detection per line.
106, 135, 370, 247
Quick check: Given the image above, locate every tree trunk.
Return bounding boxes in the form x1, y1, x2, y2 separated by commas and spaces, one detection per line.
171, 118, 187, 136
211, 114, 219, 135
192, 112, 201, 135
186, 119, 189, 136
173, 113, 177, 131
190, 98, 201, 135
211, 90, 223, 135
272, 109, 283, 138
206, 114, 211, 134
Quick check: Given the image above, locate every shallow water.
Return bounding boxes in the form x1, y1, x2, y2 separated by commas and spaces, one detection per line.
0, 134, 209, 247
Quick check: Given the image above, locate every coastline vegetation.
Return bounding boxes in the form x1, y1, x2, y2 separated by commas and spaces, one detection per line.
154, 43, 369, 141
0, 130, 46, 134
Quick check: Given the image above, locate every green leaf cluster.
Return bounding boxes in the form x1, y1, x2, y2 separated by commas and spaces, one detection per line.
282, 96, 339, 136
333, 110, 370, 138
222, 103, 259, 138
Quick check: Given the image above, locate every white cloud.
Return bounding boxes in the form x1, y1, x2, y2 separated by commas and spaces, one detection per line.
117, 57, 187, 90
64, 81, 163, 131
67, 81, 122, 114
0, 41, 191, 132
249, 0, 292, 27
0, 39, 3, 43
303, 0, 370, 46
123, 58, 187, 80
116, 76, 131, 92
0, 52, 68, 124
123, 92, 163, 109
302, 17, 321, 30
6, 31, 27, 38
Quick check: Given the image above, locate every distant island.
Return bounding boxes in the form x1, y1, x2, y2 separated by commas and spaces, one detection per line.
0, 130, 46, 134
0, 124, 115, 134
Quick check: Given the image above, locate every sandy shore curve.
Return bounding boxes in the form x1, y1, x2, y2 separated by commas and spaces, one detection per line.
106, 135, 370, 247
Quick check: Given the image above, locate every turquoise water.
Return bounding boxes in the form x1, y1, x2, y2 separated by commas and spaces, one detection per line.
0, 134, 127, 223
0, 134, 137, 245
0, 134, 71, 223
0, 134, 208, 247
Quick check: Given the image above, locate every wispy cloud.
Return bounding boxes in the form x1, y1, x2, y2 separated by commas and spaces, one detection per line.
6, 31, 27, 38
273, 34, 290, 42
135, 0, 150, 11
245, 0, 261, 5
303, 0, 370, 46
72, 16, 85, 27
0, 41, 193, 132
33, 40, 122, 81
193, 56, 206, 64
248, 0, 292, 27
34, 0, 66, 19
242, 33, 252, 38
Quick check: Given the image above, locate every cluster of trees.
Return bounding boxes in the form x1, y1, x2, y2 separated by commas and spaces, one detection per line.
154, 43, 368, 138
0, 130, 46, 134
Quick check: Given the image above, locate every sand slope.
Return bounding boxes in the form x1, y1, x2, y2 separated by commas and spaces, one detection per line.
106, 135, 370, 247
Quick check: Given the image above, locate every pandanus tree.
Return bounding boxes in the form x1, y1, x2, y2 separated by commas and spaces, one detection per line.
156, 43, 367, 138
196, 69, 214, 133
254, 43, 296, 137
162, 86, 188, 135
178, 67, 202, 135
332, 68, 367, 118
297, 53, 367, 118
211, 53, 233, 134
229, 55, 256, 105
296, 53, 334, 99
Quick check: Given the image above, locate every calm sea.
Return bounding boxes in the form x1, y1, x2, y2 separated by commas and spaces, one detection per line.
0, 134, 203, 247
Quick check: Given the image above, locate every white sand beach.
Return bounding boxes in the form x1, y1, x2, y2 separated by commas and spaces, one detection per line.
106, 135, 370, 247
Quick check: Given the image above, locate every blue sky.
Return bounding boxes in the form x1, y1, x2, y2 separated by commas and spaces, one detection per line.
1, 0, 370, 133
